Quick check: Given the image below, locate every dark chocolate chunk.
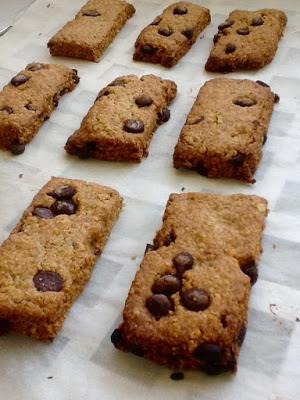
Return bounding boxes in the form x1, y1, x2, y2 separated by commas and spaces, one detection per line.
251, 16, 264, 26
152, 275, 181, 296
11, 74, 29, 87
144, 243, 155, 254
10, 141, 25, 155
236, 324, 247, 346
173, 252, 194, 275
225, 43, 236, 54
241, 261, 258, 285
256, 80, 270, 88
146, 294, 171, 319
236, 27, 250, 35
26, 63, 44, 71
111, 328, 123, 346
157, 108, 170, 124
180, 288, 210, 311
196, 162, 208, 176
182, 28, 193, 39
135, 94, 153, 107
51, 200, 76, 215
33, 271, 64, 292
170, 372, 184, 381
32, 206, 54, 219
233, 98, 257, 107
173, 6, 187, 15
141, 45, 157, 55
83, 10, 101, 17
218, 20, 234, 30
123, 119, 144, 134
229, 153, 246, 167
49, 185, 76, 200
195, 343, 223, 363
0, 106, 13, 115
151, 16, 161, 26
274, 93, 280, 103
158, 27, 173, 37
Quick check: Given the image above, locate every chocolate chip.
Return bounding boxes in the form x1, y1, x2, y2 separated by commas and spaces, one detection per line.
241, 261, 258, 285
135, 94, 153, 107
173, 252, 194, 275
141, 45, 157, 55
213, 33, 222, 43
77, 141, 97, 159
188, 116, 204, 125
274, 93, 280, 103
158, 27, 173, 37
51, 200, 76, 215
236, 325, 247, 346
144, 243, 155, 254
10, 141, 25, 155
25, 103, 34, 111
173, 6, 187, 15
33, 271, 64, 292
180, 288, 210, 311
196, 162, 208, 176
123, 119, 144, 134
83, 10, 101, 17
263, 134, 267, 145
225, 43, 236, 54
152, 275, 181, 296
151, 16, 161, 26
11, 74, 29, 87
233, 98, 257, 107
49, 185, 76, 200
236, 27, 250, 35
182, 28, 193, 39
251, 16, 264, 26
163, 231, 176, 246
218, 20, 234, 30
157, 108, 170, 124
195, 343, 222, 363
229, 153, 246, 166
0, 320, 10, 335
32, 206, 54, 219
256, 80, 270, 88
0, 106, 13, 114
146, 294, 171, 319
170, 372, 184, 381
96, 88, 110, 101
111, 328, 123, 346
26, 63, 44, 71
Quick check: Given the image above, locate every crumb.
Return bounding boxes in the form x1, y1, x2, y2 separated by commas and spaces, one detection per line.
47, 3, 51, 8
170, 372, 184, 381
18, 173, 23, 179
181, 187, 185, 192
47, 376, 53, 379
296, 317, 300, 322
269, 303, 278, 316
273, 244, 276, 250
131, 255, 137, 261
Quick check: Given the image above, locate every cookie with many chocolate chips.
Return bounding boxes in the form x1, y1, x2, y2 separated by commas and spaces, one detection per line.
65, 74, 177, 162
112, 192, 268, 373
133, 1, 211, 67
0, 177, 122, 340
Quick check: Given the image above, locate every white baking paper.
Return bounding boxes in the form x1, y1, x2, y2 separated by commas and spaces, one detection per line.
0, 0, 299, 399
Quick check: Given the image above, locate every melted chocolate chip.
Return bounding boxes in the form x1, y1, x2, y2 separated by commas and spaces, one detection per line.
26, 63, 44, 71
111, 328, 123, 346
141, 45, 157, 55
233, 98, 257, 107
10, 141, 25, 155
236, 325, 247, 346
236, 27, 250, 35
182, 28, 193, 39
256, 80, 270, 88
173, 252, 194, 275
146, 294, 171, 319
180, 288, 210, 311
152, 275, 181, 296
0, 106, 13, 115
229, 153, 246, 167
32, 206, 54, 219
11, 74, 29, 87
158, 27, 173, 37
173, 6, 187, 15
123, 119, 144, 133
151, 16, 161, 26
157, 108, 170, 124
51, 200, 76, 215
225, 43, 236, 54
33, 271, 64, 292
49, 185, 76, 200
218, 20, 234, 30
251, 16, 264, 26
135, 94, 153, 107
83, 10, 101, 17
196, 162, 208, 176
241, 261, 258, 285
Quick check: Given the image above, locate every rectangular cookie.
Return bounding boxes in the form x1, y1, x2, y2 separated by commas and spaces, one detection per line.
65, 74, 177, 161
173, 78, 278, 183
0, 177, 122, 340
205, 9, 287, 72
0, 62, 79, 155
47, 0, 135, 62
133, 1, 211, 67
112, 193, 268, 374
